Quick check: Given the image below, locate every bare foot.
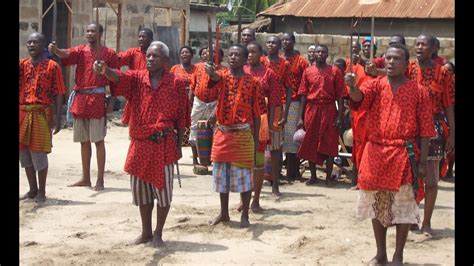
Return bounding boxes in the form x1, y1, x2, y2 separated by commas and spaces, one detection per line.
152, 233, 165, 248
34, 193, 46, 203
410, 223, 420, 231
366, 254, 388, 265
305, 178, 318, 186
236, 203, 243, 212
272, 189, 282, 198
128, 234, 153, 245
68, 179, 92, 187
240, 215, 250, 228
391, 255, 403, 266
208, 214, 230, 226
350, 185, 359, 190
421, 225, 434, 237
250, 203, 264, 213
20, 190, 38, 200
93, 180, 104, 191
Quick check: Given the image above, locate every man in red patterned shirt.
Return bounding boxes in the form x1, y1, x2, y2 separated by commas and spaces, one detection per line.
19, 32, 66, 202
407, 34, 455, 237
297, 44, 345, 187
261, 36, 291, 192
281, 33, 309, 182
244, 41, 284, 210
345, 44, 435, 265
205, 44, 266, 228
48, 22, 118, 190
117, 28, 153, 125
93, 41, 189, 247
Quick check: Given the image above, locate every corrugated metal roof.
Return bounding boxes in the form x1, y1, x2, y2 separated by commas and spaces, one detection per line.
258, 0, 454, 19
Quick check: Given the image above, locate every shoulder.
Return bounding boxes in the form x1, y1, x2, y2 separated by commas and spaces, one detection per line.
46, 59, 61, 69
170, 64, 180, 72
73, 44, 87, 51
19, 58, 30, 66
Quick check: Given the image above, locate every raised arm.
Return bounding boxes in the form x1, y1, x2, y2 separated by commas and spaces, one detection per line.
344, 72, 363, 102
48, 41, 69, 59
93, 60, 120, 83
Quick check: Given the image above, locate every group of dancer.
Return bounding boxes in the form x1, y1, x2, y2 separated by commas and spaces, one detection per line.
19, 22, 454, 264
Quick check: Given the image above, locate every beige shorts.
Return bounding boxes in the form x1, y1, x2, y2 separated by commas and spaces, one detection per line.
130, 164, 174, 207
356, 184, 420, 227
73, 117, 107, 143
19, 149, 48, 171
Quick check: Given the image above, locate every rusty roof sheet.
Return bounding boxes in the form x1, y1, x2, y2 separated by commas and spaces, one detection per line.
258, 0, 454, 19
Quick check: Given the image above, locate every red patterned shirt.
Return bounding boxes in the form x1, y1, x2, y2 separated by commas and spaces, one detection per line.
244, 65, 283, 107
118, 47, 147, 70
407, 61, 455, 115
262, 56, 291, 104
351, 77, 435, 192
19, 58, 66, 105
190, 63, 226, 103
170, 64, 198, 85
62, 45, 118, 118
298, 65, 345, 103
283, 53, 309, 101
112, 69, 189, 189
207, 70, 266, 126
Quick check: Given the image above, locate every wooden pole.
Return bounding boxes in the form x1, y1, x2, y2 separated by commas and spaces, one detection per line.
370, 16, 374, 60
117, 4, 121, 51
237, 8, 242, 44
349, 17, 354, 73
207, 10, 213, 64
215, 18, 220, 65
52, 0, 57, 41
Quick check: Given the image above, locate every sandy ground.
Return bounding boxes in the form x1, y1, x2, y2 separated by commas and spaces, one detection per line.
20, 118, 454, 265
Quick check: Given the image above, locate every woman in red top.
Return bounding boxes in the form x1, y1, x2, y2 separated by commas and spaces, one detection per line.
171, 46, 199, 147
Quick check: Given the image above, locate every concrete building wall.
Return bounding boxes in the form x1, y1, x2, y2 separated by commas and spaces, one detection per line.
119, 0, 189, 52
189, 10, 218, 32
19, 0, 42, 58
226, 32, 455, 64
272, 17, 455, 38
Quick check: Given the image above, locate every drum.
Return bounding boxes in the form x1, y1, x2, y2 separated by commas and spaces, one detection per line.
264, 149, 273, 181
196, 120, 213, 166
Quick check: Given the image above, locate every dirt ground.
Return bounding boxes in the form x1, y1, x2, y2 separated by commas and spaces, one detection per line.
19, 119, 454, 265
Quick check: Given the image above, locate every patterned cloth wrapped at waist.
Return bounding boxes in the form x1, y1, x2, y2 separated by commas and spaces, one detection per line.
212, 123, 254, 168
20, 104, 51, 112
19, 104, 53, 153
67, 86, 106, 124
129, 124, 174, 141
216, 123, 251, 132
369, 138, 414, 147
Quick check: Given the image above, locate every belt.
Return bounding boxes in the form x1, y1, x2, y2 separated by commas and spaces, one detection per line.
216, 123, 250, 132
149, 128, 174, 143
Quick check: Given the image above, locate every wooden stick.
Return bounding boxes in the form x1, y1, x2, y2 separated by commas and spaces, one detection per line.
237, 8, 242, 44
370, 16, 374, 60
52, 0, 57, 42
215, 18, 220, 65
349, 17, 354, 73
207, 10, 213, 64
